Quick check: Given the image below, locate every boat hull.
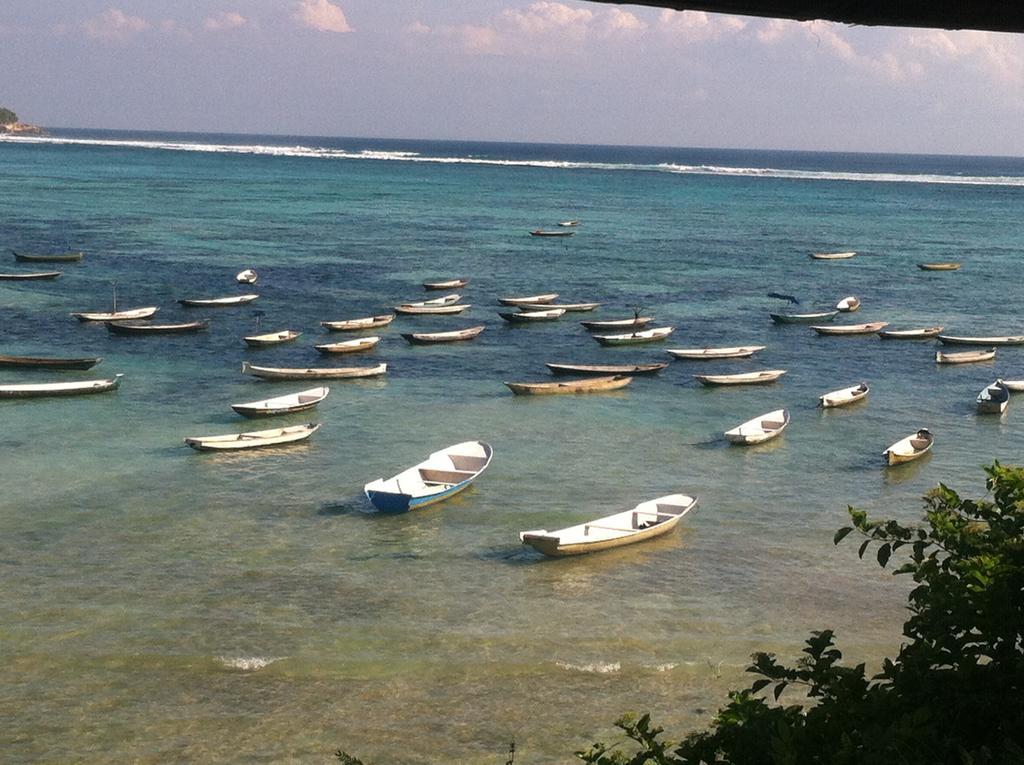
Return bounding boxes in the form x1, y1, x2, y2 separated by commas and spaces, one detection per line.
0, 355, 101, 370
546, 363, 666, 376
12, 251, 84, 263
0, 375, 122, 398
522, 517, 682, 557
0, 271, 62, 280
770, 311, 838, 324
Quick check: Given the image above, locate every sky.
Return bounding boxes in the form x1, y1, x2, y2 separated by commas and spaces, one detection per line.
2, 0, 1024, 155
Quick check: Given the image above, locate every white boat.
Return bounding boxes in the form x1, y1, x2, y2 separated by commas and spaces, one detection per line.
770, 310, 838, 324
314, 336, 381, 354
836, 296, 861, 312
505, 375, 632, 395
977, 380, 1010, 414
935, 348, 996, 365
231, 386, 329, 417
810, 251, 856, 260
1003, 380, 1024, 393
557, 220, 581, 227
401, 293, 461, 307
241, 361, 387, 380
724, 408, 790, 445
364, 441, 493, 512
394, 303, 469, 315
666, 345, 765, 360
321, 314, 394, 331
580, 316, 653, 330
423, 278, 468, 290
185, 423, 320, 451
517, 301, 600, 312
0, 374, 123, 399
694, 370, 786, 386
72, 306, 159, 322
884, 429, 933, 466
819, 382, 869, 408
812, 322, 889, 336
178, 294, 259, 307
878, 326, 943, 340
497, 293, 558, 306
235, 269, 258, 284
592, 327, 674, 346
519, 494, 697, 557
402, 326, 485, 344
499, 308, 566, 323
244, 329, 301, 347
937, 334, 1024, 346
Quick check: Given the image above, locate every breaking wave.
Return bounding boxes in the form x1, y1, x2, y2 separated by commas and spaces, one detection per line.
216, 655, 285, 671
555, 660, 621, 674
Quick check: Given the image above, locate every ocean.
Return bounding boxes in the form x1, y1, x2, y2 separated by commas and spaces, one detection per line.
1, 130, 1023, 763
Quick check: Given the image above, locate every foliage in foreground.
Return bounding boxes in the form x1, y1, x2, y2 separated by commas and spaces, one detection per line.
579, 462, 1024, 765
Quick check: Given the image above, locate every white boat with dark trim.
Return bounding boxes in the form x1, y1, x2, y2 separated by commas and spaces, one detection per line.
0, 374, 123, 399
72, 306, 159, 322
812, 321, 889, 336
770, 310, 838, 324
231, 386, 329, 417
694, 370, 786, 386
401, 293, 461, 307
0, 271, 62, 281
517, 301, 600, 312
724, 408, 790, 444
241, 361, 387, 380
499, 309, 565, 323
580, 316, 653, 331
235, 269, 258, 284
819, 382, 869, 408
178, 294, 259, 307
1004, 380, 1024, 392
244, 329, 301, 347
592, 327, 674, 346
321, 314, 394, 331
423, 278, 468, 290
935, 348, 996, 365
402, 326, 485, 344
394, 303, 469, 315
667, 345, 765, 360
878, 326, 943, 340
185, 423, 320, 451
546, 362, 667, 376
937, 334, 1024, 346
519, 494, 697, 557
836, 296, 861, 312
884, 429, 933, 465
810, 251, 856, 260
364, 441, 493, 512
504, 375, 632, 395
977, 380, 1010, 414
314, 336, 380, 354
498, 293, 558, 307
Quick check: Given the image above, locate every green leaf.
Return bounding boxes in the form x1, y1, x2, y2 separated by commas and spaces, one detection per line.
876, 543, 892, 567
833, 526, 854, 545
858, 539, 871, 559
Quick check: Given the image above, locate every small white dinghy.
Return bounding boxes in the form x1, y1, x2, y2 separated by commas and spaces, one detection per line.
72, 306, 159, 322
937, 334, 1024, 346
878, 326, 943, 340
364, 441, 493, 512
231, 386, 329, 417
517, 301, 600, 312
179, 294, 259, 307
185, 423, 320, 451
977, 380, 1010, 414
499, 309, 566, 323
836, 296, 861, 312
394, 303, 469, 315
935, 348, 996, 365
241, 361, 387, 380
321, 314, 394, 331
236, 269, 258, 284
0, 374, 123, 399
402, 326, 485, 344
810, 251, 856, 260
580, 316, 653, 331
724, 409, 790, 445
819, 382, 869, 408
667, 345, 765, 360
813, 321, 889, 336
1003, 380, 1024, 393
401, 293, 462, 307
244, 329, 301, 347
314, 336, 381, 354
423, 278, 468, 290
498, 293, 558, 306
884, 429, 933, 466
694, 370, 786, 386
592, 327, 674, 346
519, 494, 698, 557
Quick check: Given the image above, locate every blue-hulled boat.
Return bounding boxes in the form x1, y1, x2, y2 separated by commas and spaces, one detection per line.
363, 441, 493, 512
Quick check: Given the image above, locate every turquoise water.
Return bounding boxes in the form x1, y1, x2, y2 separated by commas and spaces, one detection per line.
2, 132, 1023, 763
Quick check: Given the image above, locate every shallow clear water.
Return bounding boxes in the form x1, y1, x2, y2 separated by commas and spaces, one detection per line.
1, 132, 1023, 763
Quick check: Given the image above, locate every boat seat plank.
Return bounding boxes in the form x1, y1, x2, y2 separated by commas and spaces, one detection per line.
418, 468, 475, 484
584, 523, 635, 534
449, 455, 488, 471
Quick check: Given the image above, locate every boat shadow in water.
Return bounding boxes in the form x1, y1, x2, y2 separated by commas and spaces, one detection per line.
882, 451, 933, 485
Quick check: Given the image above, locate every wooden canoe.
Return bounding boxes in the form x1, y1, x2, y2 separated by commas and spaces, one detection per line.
725, 408, 790, 444
935, 348, 996, 364
0, 271, 62, 281
770, 310, 838, 324
809, 251, 856, 260
107, 320, 209, 335
321, 314, 394, 331
694, 370, 786, 386
315, 336, 381, 354
517, 301, 600, 312
499, 309, 565, 323
666, 345, 765, 360
241, 361, 387, 380
878, 326, 943, 340
12, 250, 84, 263
394, 303, 469, 315
364, 441, 493, 512
884, 429, 933, 466
917, 262, 961, 271
530, 230, 574, 237
0, 354, 102, 370
498, 293, 558, 306
185, 423, 320, 451
72, 306, 159, 322
0, 374, 122, 399
592, 327, 674, 346
937, 334, 1024, 346
504, 375, 632, 395
819, 382, 870, 408
179, 294, 259, 307
836, 296, 861, 312
546, 362, 667, 376
813, 321, 889, 336
231, 386, 329, 417
235, 269, 258, 284
977, 380, 1010, 414
244, 330, 301, 347
519, 494, 698, 557
423, 278, 469, 290
402, 326, 485, 344
580, 316, 653, 330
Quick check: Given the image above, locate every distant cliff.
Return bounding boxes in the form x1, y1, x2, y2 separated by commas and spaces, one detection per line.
0, 107, 46, 135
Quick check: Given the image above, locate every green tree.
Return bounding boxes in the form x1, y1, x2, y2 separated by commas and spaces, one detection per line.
579, 463, 1024, 765
0, 107, 18, 124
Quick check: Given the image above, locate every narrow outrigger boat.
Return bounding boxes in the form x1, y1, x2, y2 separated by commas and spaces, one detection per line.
185, 423, 320, 451
423, 278, 469, 290
107, 320, 209, 335
937, 334, 1024, 346
519, 494, 698, 557
884, 429, 933, 466
179, 294, 259, 307
321, 314, 394, 331
499, 309, 565, 323
315, 336, 381, 354
505, 374, 632, 395
394, 303, 469, 315
836, 296, 861, 312
402, 326, 485, 344
813, 321, 889, 336
694, 370, 786, 386
0, 354, 102, 370
241, 361, 387, 380
12, 250, 84, 263
819, 382, 869, 408
877, 326, 943, 340
529, 229, 574, 237
244, 329, 301, 347
0, 374, 122, 399
809, 251, 856, 260
546, 362, 667, 376
580, 316, 653, 331
592, 327, 674, 346
977, 380, 1010, 414
364, 441, 493, 512
498, 293, 558, 306
935, 348, 996, 365
231, 386, 329, 417
0, 271, 62, 281
917, 262, 961, 271
770, 310, 838, 324
666, 345, 765, 360
72, 306, 159, 322
517, 301, 600, 312
235, 269, 258, 284
724, 409, 790, 445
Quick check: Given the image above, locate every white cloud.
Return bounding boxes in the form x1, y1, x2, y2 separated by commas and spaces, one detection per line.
82, 8, 150, 41
907, 29, 1024, 85
658, 10, 745, 41
294, 0, 352, 34
203, 12, 247, 32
